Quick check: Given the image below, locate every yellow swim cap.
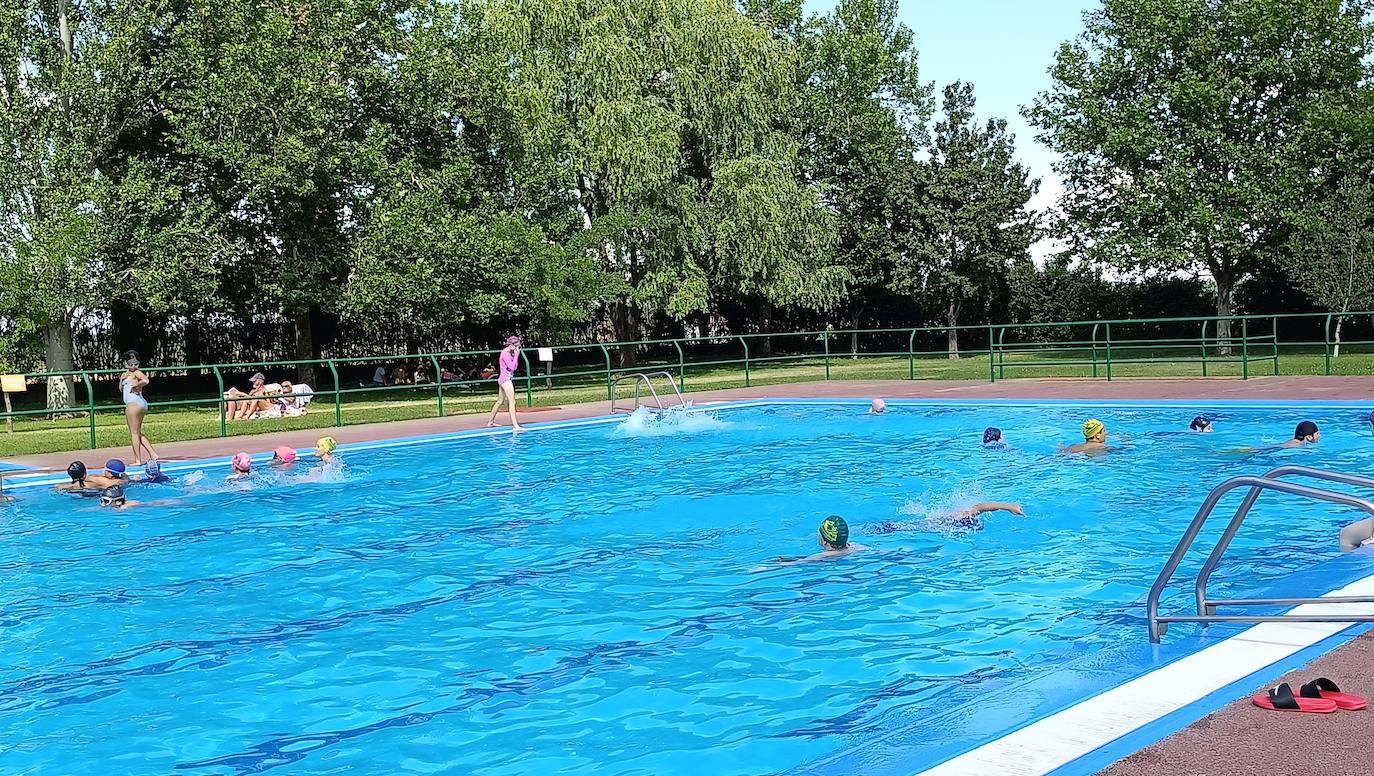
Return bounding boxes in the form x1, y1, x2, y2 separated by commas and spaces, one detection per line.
1082, 419, 1105, 440
316, 436, 338, 453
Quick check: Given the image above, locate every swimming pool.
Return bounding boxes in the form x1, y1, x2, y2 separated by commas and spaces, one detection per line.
3, 400, 1373, 775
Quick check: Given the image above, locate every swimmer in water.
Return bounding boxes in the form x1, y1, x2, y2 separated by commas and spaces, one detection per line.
56, 461, 94, 492
81, 459, 130, 489
867, 502, 1025, 534
0, 472, 11, 503
751, 515, 869, 571
138, 459, 172, 484
869, 399, 886, 415
271, 446, 298, 467
98, 485, 139, 509
1189, 416, 1213, 432
1063, 419, 1113, 455
226, 452, 253, 481
1279, 420, 1320, 448
314, 436, 337, 463
983, 427, 1004, 446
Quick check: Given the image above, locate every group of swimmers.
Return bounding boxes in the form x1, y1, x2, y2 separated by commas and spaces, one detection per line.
50, 437, 339, 509
762, 405, 1341, 570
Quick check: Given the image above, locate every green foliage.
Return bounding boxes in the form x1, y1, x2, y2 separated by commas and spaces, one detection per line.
1283, 177, 1374, 317
1028, 0, 1374, 321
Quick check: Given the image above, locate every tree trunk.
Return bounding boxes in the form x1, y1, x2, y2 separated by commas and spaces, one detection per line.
1334, 314, 1345, 359
946, 300, 962, 359
850, 309, 861, 356
757, 301, 773, 358
4, 390, 12, 433
294, 309, 317, 386
44, 317, 76, 410
1214, 272, 1235, 356
612, 297, 638, 368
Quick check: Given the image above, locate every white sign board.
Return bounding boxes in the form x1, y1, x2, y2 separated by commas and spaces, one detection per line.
537, 347, 554, 363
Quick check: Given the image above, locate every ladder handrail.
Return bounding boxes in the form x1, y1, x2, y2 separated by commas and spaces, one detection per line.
1146, 470, 1374, 642
610, 371, 686, 414
1193, 466, 1374, 617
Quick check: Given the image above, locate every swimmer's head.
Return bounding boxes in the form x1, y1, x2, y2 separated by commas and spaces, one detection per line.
1189, 416, 1212, 432
67, 461, 88, 483
105, 459, 127, 478
231, 452, 252, 473
272, 446, 297, 464
1294, 420, 1320, 442
1081, 419, 1106, 442
315, 436, 338, 456
983, 427, 1003, 445
1368, 411, 1373, 433
144, 460, 162, 479
99, 485, 126, 507
819, 515, 850, 550
869, 398, 886, 414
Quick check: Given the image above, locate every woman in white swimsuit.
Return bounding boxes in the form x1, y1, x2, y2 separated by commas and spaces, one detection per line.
120, 351, 159, 465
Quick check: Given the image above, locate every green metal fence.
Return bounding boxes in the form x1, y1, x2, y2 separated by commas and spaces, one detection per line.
4, 310, 1374, 451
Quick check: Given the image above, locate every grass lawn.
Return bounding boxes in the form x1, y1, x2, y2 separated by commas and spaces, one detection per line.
2, 347, 1370, 458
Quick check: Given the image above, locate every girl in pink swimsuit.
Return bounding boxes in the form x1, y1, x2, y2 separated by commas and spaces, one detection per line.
486, 335, 526, 432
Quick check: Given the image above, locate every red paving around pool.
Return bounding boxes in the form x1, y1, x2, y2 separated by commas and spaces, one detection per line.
8, 374, 1374, 774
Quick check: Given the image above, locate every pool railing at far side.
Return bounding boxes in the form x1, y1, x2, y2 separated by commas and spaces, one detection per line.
1147, 466, 1374, 643
4, 309, 1374, 451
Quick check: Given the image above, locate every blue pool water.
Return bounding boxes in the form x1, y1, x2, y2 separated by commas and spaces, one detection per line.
3, 400, 1373, 775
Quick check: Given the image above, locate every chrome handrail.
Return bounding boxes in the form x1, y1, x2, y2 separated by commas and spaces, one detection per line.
610, 371, 686, 414
1147, 468, 1374, 642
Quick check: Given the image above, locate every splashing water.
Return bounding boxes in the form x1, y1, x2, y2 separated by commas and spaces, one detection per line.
614, 405, 730, 436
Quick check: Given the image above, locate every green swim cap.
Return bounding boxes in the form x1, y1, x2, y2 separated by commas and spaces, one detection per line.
819, 515, 849, 549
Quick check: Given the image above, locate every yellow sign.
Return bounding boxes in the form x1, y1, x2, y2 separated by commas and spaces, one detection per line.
0, 374, 26, 393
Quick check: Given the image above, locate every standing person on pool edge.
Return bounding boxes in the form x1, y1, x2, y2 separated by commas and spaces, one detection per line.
486, 335, 526, 433
119, 351, 160, 465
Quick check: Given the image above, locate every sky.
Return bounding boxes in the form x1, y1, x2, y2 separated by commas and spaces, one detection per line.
809, 0, 1101, 258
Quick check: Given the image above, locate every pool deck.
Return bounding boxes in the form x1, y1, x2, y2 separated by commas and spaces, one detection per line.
1100, 630, 1374, 776
8, 374, 1374, 775
6, 375, 1373, 473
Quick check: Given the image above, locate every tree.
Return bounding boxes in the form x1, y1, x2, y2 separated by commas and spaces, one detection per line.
783, 0, 930, 354
893, 82, 1038, 357
1027, 0, 1374, 345
470, 0, 846, 365
1282, 177, 1374, 356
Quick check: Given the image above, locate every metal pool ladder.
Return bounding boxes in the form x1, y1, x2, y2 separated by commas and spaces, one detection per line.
610, 371, 687, 414
1147, 465, 1374, 642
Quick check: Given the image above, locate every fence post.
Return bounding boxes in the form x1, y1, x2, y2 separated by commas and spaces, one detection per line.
80, 371, 96, 449
327, 360, 342, 426
908, 329, 917, 380
673, 339, 685, 390
211, 366, 227, 437
998, 327, 1010, 380
599, 344, 612, 400
738, 336, 750, 387
1323, 313, 1333, 376
1090, 324, 1100, 378
987, 327, 996, 382
1105, 323, 1114, 381
1271, 316, 1280, 375
1199, 320, 1209, 377
520, 350, 533, 407
823, 330, 831, 380
430, 354, 444, 417
1241, 318, 1250, 380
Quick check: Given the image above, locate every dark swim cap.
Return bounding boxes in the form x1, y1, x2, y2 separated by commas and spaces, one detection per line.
983, 427, 1002, 444
67, 461, 88, 482
123, 350, 140, 368
1294, 420, 1319, 439
1190, 416, 1211, 431
100, 485, 126, 505
819, 515, 850, 549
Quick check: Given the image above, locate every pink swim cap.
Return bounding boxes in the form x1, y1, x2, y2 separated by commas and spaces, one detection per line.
231, 452, 252, 473
273, 446, 297, 463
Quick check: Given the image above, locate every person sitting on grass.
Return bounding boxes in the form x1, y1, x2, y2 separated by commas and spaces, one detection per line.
1280, 420, 1320, 448
752, 516, 869, 572
1063, 419, 1114, 455
224, 372, 272, 421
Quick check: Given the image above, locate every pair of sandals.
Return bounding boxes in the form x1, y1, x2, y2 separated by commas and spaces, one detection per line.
1253, 678, 1367, 713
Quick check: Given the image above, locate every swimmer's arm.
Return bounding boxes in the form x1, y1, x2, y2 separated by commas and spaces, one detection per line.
1340, 518, 1374, 552
961, 502, 1024, 517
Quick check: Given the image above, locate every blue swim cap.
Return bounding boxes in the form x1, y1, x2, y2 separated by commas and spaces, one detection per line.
983, 427, 1002, 444
105, 459, 127, 476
